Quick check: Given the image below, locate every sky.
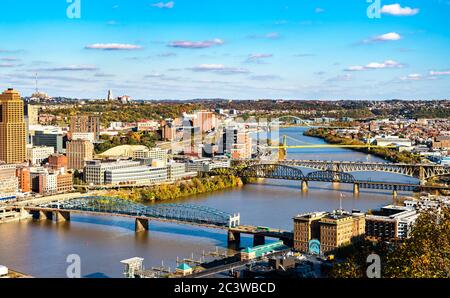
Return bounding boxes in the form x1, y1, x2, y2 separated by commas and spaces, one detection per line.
0, 0, 449, 100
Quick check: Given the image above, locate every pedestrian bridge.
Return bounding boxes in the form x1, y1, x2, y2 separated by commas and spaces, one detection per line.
23, 196, 240, 231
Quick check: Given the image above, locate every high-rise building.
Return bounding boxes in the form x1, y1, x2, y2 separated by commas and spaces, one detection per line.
66, 139, 94, 170
24, 104, 39, 125
195, 110, 215, 133
32, 130, 64, 153
0, 88, 27, 164
70, 115, 100, 141
107, 89, 113, 101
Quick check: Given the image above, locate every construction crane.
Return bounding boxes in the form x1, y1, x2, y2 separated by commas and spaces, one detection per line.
269, 135, 397, 161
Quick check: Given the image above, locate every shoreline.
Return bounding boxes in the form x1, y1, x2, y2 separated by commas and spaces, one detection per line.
303, 128, 421, 164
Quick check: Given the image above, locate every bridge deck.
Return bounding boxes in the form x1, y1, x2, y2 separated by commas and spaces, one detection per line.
24, 206, 231, 230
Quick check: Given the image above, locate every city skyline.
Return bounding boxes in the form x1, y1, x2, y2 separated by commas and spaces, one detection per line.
0, 0, 449, 100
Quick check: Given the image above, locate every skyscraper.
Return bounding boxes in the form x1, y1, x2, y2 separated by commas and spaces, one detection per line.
107, 89, 113, 101
0, 88, 27, 163
66, 139, 94, 170
70, 115, 100, 141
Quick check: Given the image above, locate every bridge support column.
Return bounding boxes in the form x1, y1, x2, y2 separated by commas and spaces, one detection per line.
35, 210, 53, 221
419, 166, 426, 186
54, 211, 71, 222
253, 235, 265, 247
393, 189, 398, 198
227, 230, 240, 247
135, 218, 149, 233
301, 180, 308, 192
280, 237, 294, 247
353, 183, 360, 195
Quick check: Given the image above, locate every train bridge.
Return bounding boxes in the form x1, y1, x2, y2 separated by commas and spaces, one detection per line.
209, 163, 450, 197
231, 159, 450, 183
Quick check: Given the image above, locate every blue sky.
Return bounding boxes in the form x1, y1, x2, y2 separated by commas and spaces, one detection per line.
0, 0, 449, 100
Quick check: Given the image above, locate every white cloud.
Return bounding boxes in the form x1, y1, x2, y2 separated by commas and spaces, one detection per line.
247, 32, 280, 39
151, 1, 175, 9
85, 43, 143, 50
188, 64, 250, 74
328, 74, 353, 82
168, 39, 224, 49
429, 70, 450, 76
381, 4, 419, 16
400, 73, 423, 81
246, 53, 273, 63
345, 60, 404, 71
315, 8, 325, 13
373, 32, 402, 41
38, 65, 99, 71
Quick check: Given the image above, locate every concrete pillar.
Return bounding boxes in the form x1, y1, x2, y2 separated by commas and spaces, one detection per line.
280, 237, 294, 247
253, 235, 265, 247
37, 210, 53, 221
353, 183, 360, 195
419, 166, 426, 185
227, 230, 241, 246
135, 218, 149, 233
393, 189, 398, 198
19, 208, 30, 219
301, 180, 308, 192
54, 211, 71, 222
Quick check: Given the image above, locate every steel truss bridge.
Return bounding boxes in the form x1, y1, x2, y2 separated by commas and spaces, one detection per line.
231, 159, 450, 182
209, 164, 450, 193
17, 196, 292, 247
23, 196, 240, 229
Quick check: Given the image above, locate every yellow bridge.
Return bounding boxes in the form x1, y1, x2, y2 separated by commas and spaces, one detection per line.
269, 135, 397, 161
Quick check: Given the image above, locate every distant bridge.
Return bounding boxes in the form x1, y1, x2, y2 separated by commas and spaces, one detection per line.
209, 164, 450, 196
232, 159, 450, 182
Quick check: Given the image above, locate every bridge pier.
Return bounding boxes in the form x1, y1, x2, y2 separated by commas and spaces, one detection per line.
393, 189, 398, 198
135, 218, 149, 233
253, 235, 265, 247
54, 211, 71, 222
34, 210, 53, 221
353, 183, 360, 195
227, 230, 241, 247
280, 237, 293, 247
301, 180, 308, 192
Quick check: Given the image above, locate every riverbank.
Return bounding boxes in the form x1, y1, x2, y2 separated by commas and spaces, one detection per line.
103, 175, 243, 203
304, 128, 421, 164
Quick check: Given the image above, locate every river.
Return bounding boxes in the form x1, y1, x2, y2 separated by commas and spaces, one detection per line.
0, 127, 418, 277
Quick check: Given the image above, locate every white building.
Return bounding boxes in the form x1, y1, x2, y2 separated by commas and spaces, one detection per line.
84, 160, 141, 185
0, 164, 18, 201
105, 165, 168, 186
27, 146, 55, 166
374, 136, 412, 148
72, 132, 96, 143
167, 162, 193, 181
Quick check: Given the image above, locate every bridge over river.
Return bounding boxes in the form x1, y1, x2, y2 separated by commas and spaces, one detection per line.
210, 163, 450, 197
233, 159, 450, 182
11, 196, 291, 247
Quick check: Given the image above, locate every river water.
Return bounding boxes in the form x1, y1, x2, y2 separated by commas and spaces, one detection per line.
0, 127, 418, 277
